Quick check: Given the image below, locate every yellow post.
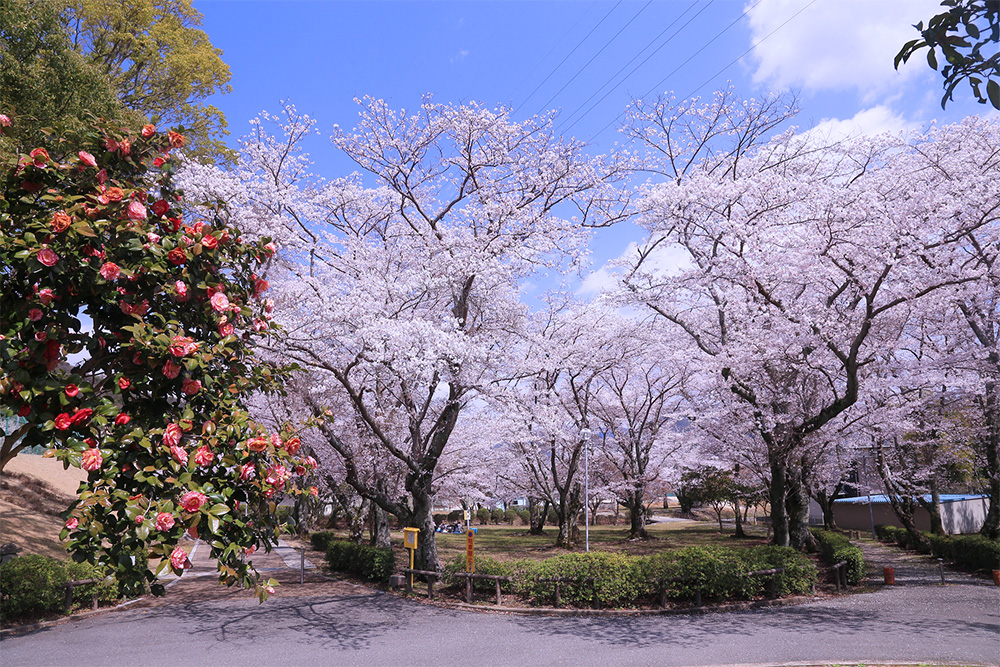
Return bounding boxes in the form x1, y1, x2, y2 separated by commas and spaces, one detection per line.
402, 527, 419, 590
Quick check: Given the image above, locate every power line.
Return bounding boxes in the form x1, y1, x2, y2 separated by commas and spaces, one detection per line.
585, 0, 816, 143
533, 0, 654, 118
503, 1, 599, 106
513, 0, 624, 116
559, 0, 714, 135
678, 0, 820, 101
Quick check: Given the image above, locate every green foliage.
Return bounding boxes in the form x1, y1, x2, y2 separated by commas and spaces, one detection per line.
812, 530, 866, 585
325, 539, 395, 582
895, 0, 1000, 109
490, 508, 504, 525
446, 509, 463, 522
65, 560, 118, 606
476, 508, 490, 525
433, 513, 447, 525
0, 554, 68, 617
518, 552, 643, 608
875, 524, 1000, 572
517, 509, 530, 526
310, 530, 335, 553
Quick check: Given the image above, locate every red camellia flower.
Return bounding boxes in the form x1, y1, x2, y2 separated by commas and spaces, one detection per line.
179, 491, 207, 513
65, 517, 79, 530
71, 408, 93, 425
182, 378, 202, 395
114, 413, 131, 426
247, 437, 268, 453
162, 359, 181, 379
141, 124, 156, 138
152, 199, 169, 216
105, 186, 124, 202
28, 308, 42, 321
201, 234, 218, 249
118, 376, 130, 390
169, 335, 197, 357
193, 445, 214, 467
51, 211, 71, 233
29, 147, 49, 167
17, 404, 31, 417
168, 131, 186, 148
65, 384, 79, 398
154, 513, 174, 532
284, 436, 301, 456
54, 413, 72, 430
163, 422, 183, 448
125, 201, 147, 220
81, 448, 102, 472
99, 262, 121, 281
169, 547, 191, 572
309, 486, 319, 497
38, 288, 54, 305
239, 463, 255, 481
44, 339, 61, 370
167, 248, 186, 266
78, 150, 97, 167
36, 248, 58, 266
254, 278, 270, 297
218, 321, 234, 337
153, 156, 166, 167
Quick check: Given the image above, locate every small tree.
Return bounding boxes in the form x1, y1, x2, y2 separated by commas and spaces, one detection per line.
0, 117, 306, 598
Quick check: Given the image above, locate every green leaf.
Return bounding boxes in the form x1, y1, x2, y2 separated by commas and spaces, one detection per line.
209, 503, 230, 516
988, 79, 1000, 110
207, 513, 220, 533
927, 47, 938, 70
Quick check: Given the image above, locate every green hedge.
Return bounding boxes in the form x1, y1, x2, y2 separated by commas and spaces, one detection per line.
812, 530, 866, 584
325, 540, 395, 582
0, 555, 118, 620
442, 546, 815, 608
310, 531, 336, 553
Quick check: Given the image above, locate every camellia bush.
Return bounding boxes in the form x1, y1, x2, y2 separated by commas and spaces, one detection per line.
0, 114, 312, 599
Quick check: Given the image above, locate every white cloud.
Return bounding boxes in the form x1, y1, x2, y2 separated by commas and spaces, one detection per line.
577, 241, 691, 297
450, 49, 469, 64
804, 105, 920, 143
746, 0, 940, 96
577, 266, 617, 296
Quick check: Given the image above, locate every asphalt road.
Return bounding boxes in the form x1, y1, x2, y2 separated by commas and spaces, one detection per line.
2, 579, 998, 666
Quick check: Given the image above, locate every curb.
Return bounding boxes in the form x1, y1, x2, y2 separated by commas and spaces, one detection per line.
0, 593, 150, 638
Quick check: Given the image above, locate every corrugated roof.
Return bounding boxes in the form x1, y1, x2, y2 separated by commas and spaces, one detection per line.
833, 494, 988, 504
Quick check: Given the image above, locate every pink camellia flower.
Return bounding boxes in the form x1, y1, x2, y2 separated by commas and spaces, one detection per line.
309, 486, 319, 497
210, 291, 230, 313
170, 444, 188, 465
168, 131, 185, 148
179, 491, 207, 513
36, 248, 58, 267
162, 359, 181, 379
265, 465, 289, 488
264, 299, 274, 314
304, 455, 317, 469
81, 448, 102, 472
51, 211, 71, 233
114, 413, 130, 426
218, 321, 234, 337
118, 376, 130, 390
135, 515, 145, 525
141, 124, 156, 138
174, 280, 190, 302
28, 308, 42, 321
65, 384, 79, 398
193, 445, 214, 467
254, 278, 269, 297
78, 151, 97, 167
244, 545, 257, 556
105, 137, 118, 152
29, 147, 49, 167
65, 517, 79, 530
182, 378, 202, 395
239, 462, 256, 481
270, 433, 281, 448
247, 437, 268, 453
169, 335, 197, 357
38, 288, 54, 305
99, 262, 121, 281
125, 201, 147, 221
154, 512, 175, 531
264, 242, 277, 256
147, 232, 161, 244
253, 318, 268, 332
163, 423, 183, 448
169, 547, 191, 572
34, 331, 46, 342
284, 437, 301, 456
0, 114, 10, 127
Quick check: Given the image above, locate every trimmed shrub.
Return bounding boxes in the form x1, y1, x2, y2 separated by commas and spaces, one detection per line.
476, 508, 490, 525
325, 540, 395, 582
433, 513, 448, 526
520, 552, 646, 608
0, 555, 68, 618
517, 510, 530, 526
490, 508, 505, 525
812, 530, 865, 585
503, 509, 519, 525
447, 510, 464, 522
938, 534, 1000, 572
310, 531, 336, 553
65, 562, 118, 607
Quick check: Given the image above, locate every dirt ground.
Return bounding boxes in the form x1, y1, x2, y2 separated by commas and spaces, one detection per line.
0, 453, 86, 559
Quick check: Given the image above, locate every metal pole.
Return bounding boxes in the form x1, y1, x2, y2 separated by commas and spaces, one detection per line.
867, 490, 876, 539
299, 548, 305, 584
585, 431, 590, 553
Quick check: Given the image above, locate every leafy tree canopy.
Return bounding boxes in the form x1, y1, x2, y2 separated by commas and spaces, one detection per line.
895, 0, 1000, 109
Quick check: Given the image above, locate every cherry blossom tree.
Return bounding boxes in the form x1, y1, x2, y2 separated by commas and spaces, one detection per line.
618, 98, 1000, 549
187, 100, 627, 570
0, 116, 309, 599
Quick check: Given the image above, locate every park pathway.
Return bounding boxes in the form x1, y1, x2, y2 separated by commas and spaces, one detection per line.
851, 535, 993, 587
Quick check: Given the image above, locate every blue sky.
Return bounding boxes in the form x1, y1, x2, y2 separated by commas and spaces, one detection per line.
195, 0, 994, 285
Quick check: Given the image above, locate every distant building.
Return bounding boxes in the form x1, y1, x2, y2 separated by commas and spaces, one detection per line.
831, 494, 988, 535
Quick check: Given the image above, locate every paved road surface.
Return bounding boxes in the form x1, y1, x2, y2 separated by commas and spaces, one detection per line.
2, 576, 997, 666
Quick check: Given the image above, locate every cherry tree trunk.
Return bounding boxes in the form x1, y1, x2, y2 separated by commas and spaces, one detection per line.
411, 490, 439, 572
769, 460, 789, 547
981, 380, 1000, 540
370, 503, 391, 549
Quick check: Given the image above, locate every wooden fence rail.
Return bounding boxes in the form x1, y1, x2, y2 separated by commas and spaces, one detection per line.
61, 578, 100, 612
453, 572, 512, 605
399, 568, 439, 599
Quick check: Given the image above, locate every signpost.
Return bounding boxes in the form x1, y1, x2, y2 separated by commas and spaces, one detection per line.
466, 529, 475, 573
402, 527, 419, 589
